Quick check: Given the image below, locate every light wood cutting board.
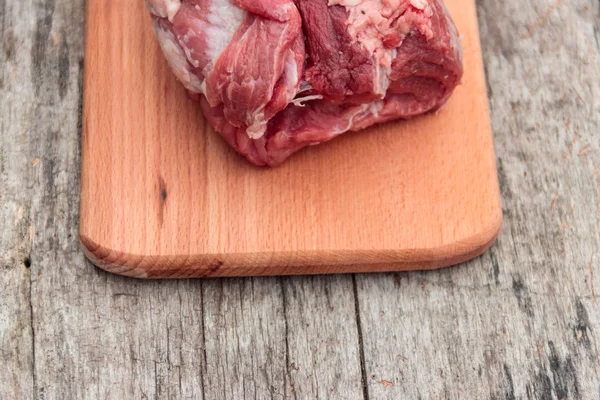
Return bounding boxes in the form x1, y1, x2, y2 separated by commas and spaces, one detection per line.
80, 0, 502, 278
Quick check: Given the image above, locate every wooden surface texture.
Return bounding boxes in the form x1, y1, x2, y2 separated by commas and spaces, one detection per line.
80, 0, 501, 278
1, 0, 599, 398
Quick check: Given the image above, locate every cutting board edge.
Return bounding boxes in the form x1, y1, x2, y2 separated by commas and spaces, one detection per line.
80, 211, 502, 279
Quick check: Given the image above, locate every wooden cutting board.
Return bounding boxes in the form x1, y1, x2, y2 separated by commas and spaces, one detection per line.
80, 0, 502, 278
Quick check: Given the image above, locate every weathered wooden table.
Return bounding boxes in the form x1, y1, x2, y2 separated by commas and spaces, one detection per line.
1, 0, 599, 398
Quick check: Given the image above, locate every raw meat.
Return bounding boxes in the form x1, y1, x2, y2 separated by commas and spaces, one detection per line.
146, 0, 463, 166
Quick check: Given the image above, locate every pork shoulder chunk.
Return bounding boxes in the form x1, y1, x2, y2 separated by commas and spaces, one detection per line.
147, 0, 463, 166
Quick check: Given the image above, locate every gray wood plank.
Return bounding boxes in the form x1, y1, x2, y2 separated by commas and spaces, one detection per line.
201, 278, 288, 399
282, 276, 364, 399
356, 0, 600, 398
200, 276, 365, 400
1, 0, 40, 397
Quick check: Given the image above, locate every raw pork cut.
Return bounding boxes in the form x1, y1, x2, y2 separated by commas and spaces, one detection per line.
146, 0, 463, 166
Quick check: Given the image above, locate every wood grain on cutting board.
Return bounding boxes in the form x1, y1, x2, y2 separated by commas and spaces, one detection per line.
80, 0, 502, 278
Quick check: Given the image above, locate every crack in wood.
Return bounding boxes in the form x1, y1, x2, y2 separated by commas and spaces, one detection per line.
352, 275, 370, 400
279, 278, 298, 400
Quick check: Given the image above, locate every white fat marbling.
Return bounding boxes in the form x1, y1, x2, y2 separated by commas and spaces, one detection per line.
154, 22, 204, 93
204, 0, 247, 64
